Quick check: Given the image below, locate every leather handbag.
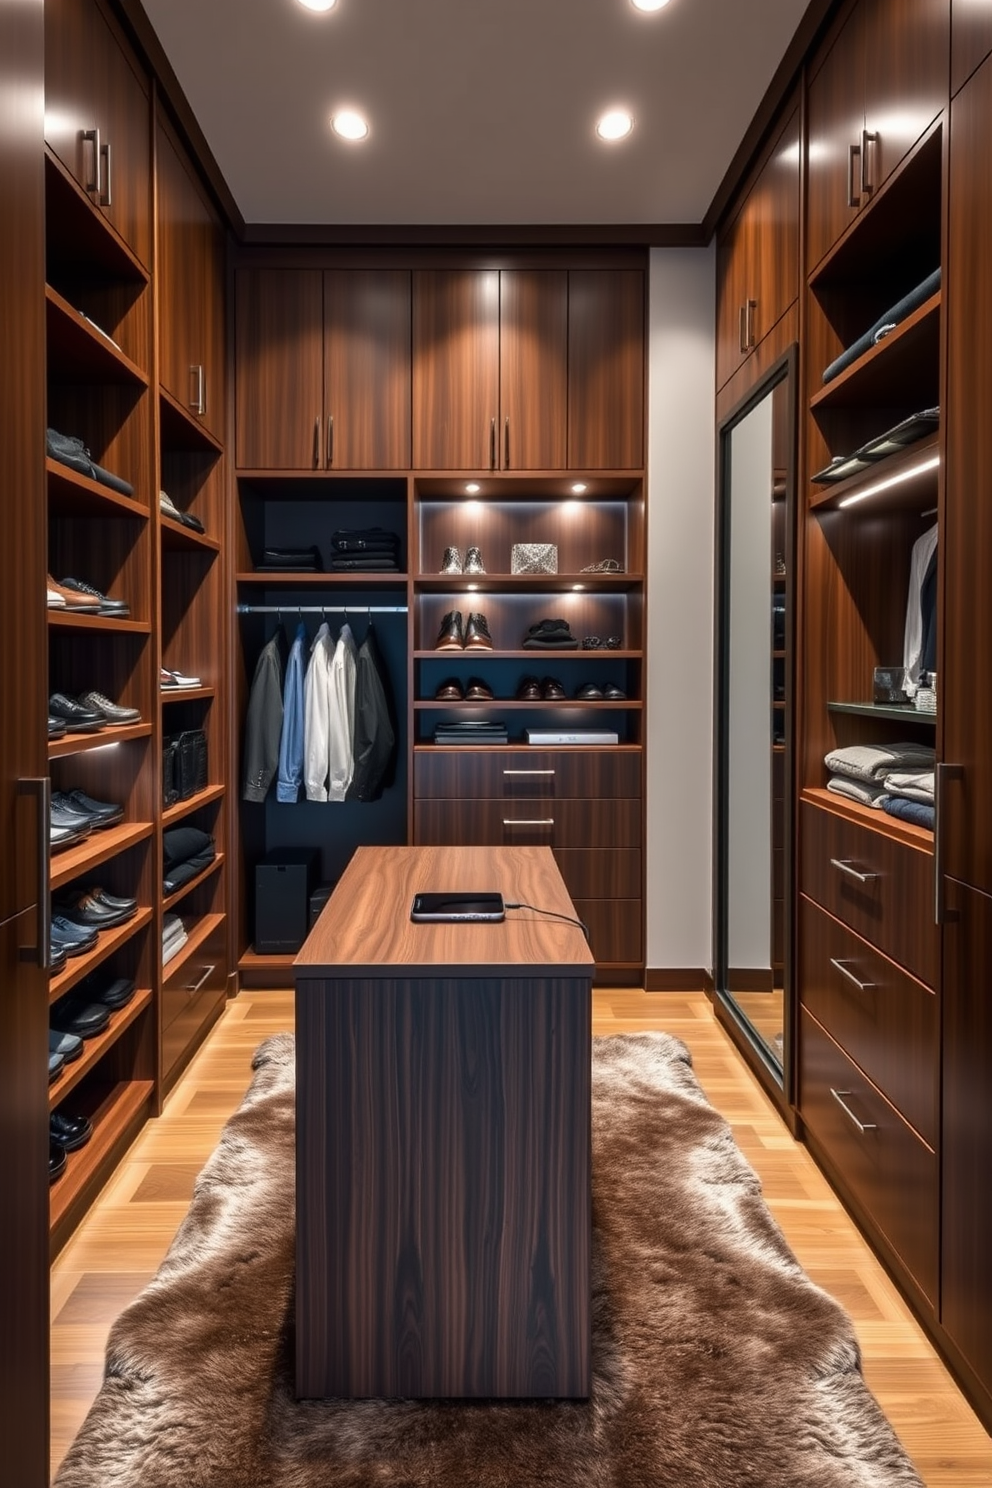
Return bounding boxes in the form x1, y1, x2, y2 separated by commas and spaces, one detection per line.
164, 729, 208, 801
163, 738, 180, 807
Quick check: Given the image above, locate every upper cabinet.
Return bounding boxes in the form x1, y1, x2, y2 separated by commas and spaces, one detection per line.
412, 268, 643, 472
44, 0, 151, 268
235, 267, 411, 471
806, 0, 949, 272
156, 110, 227, 444
716, 103, 800, 392
951, 0, 992, 94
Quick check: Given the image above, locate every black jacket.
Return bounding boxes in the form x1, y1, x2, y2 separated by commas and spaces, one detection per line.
242, 634, 284, 802
347, 626, 396, 802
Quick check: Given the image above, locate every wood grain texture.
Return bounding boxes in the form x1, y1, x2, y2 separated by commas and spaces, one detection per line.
323, 269, 411, 469
416, 496, 630, 579
499, 270, 567, 470
952, 0, 992, 91
413, 747, 641, 799
296, 845, 593, 978
296, 971, 591, 1398
865, 0, 949, 191
806, 1, 866, 272
567, 270, 644, 470
413, 798, 641, 851
412, 269, 500, 470
235, 269, 323, 469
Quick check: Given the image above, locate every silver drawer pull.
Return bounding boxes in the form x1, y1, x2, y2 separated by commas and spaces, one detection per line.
830, 857, 878, 884
502, 818, 554, 826
502, 769, 555, 776
830, 1087, 877, 1134
184, 964, 216, 996
829, 957, 875, 993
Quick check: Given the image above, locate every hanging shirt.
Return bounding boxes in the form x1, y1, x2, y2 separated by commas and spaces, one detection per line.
276, 622, 307, 804
327, 624, 358, 803
902, 523, 938, 695
349, 624, 397, 802
303, 623, 334, 802
242, 634, 284, 802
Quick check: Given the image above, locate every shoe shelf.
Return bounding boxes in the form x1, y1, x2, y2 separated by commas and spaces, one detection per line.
416, 573, 643, 594
162, 912, 225, 980
413, 741, 645, 755
159, 388, 224, 455
48, 986, 153, 1110
808, 293, 941, 413
50, 821, 155, 892
808, 432, 940, 514
236, 571, 409, 586
160, 685, 215, 703
49, 722, 152, 759
414, 699, 643, 711
49, 907, 154, 1005
46, 460, 149, 521
49, 1076, 156, 1253
45, 150, 149, 286
162, 783, 226, 828
47, 610, 152, 636
45, 284, 149, 389
160, 515, 222, 554
163, 853, 224, 913
413, 648, 643, 659
800, 786, 934, 849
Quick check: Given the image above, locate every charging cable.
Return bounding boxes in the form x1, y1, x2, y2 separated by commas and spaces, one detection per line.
504, 902, 590, 942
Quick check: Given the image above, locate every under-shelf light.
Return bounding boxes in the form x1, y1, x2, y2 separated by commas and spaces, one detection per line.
837, 454, 939, 509
465, 482, 480, 494
570, 482, 588, 494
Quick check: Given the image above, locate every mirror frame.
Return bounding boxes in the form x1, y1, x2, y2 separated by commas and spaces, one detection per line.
712, 344, 799, 1127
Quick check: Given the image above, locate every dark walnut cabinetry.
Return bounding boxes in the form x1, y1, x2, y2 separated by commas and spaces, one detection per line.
235, 267, 411, 471
806, 0, 949, 272
716, 103, 800, 392
412, 269, 643, 471
951, 0, 992, 92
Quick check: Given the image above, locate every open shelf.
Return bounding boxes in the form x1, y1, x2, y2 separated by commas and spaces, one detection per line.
48, 987, 153, 1109
413, 741, 643, 754
810, 293, 941, 412
163, 783, 226, 827
413, 649, 642, 660
809, 433, 940, 514
45, 284, 148, 387
163, 853, 224, 912
414, 699, 641, 711
49, 1077, 156, 1249
827, 700, 937, 725
159, 387, 224, 454
49, 722, 151, 759
413, 474, 642, 499
160, 685, 215, 703
48, 610, 150, 636
50, 820, 154, 891
162, 912, 225, 978
160, 514, 221, 553
236, 570, 408, 586
801, 785, 933, 849
46, 458, 148, 519
45, 149, 149, 285
416, 573, 642, 594
49, 907, 153, 1004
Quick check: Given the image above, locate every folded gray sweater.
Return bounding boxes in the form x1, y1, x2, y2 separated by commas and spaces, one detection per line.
824, 742, 935, 783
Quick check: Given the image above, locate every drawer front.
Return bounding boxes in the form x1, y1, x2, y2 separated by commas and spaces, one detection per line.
800, 801, 936, 986
799, 896, 937, 1145
800, 1009, 937, 1304
572, 898, 643, 965
415, 797, 641, 850
553, 847, 640, 900
414, 749, 641, 800
162, 921, 226, 1079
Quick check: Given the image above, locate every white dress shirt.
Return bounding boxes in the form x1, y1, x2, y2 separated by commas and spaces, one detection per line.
327, 624, 358, 803
303, 623, 333, 801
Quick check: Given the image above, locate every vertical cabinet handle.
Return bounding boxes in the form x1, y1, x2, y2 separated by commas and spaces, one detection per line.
861, 129, 878, 198
739, 303, 748, 354
489, 417, 496, 471
935, 763, 964, 924
745, 299, 756, 351
847, 140, 861, 208
100, 139, 112, 206
327, 414, 334, 468
17, 778, 51, 970
503, 416, 510, 469
189, 365, 205, 416
313, 416, 321, 470
82, 127, 101, 195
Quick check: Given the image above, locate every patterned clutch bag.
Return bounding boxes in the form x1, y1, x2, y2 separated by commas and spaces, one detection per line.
511, 543, 557, 575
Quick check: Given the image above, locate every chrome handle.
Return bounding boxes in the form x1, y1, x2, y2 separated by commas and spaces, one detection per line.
830, 957, 875, 994
100, 139, 112, 206
82, 127, 101, 195
18, 778, 51, 969
830, 1088, 877, 1134
830, 857, 878, 884
184, 963, 216, 996
503, 416, 510, 469
847, 140, 861, 208
190, 365, 205, 415
489, 417, 496, 470
327, 414, 333, 467
503, 769, 555, 776
502, 817, 554, 826
313, 416, 321, 469
739, 303, 747, 354
861, 129, 878, 197
745, 298, 756, 350
935, 763, 964, 924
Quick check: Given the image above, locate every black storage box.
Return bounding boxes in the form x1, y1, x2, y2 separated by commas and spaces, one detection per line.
255, 849, 319, 954
309, 882, 336, 930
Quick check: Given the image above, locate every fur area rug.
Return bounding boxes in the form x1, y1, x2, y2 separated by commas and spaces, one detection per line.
55, 1032, 923, 1488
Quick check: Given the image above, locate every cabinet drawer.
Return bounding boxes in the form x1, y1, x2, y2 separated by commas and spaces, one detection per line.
799, 896, 937, 1145
415, 798, 641, 849
572, 898, 642, 965
553, 848, 640, 900
162, 920, 226, 1080
799, 801, 936, 986
800, 1009, 937, 1304
414, 749, 641, 800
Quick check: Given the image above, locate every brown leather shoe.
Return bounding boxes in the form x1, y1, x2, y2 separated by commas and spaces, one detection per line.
434, 678, 464, 700
434, 611, 464, 649
46, 574, 101, 611
465, 677, 494, 701
541, 676, 566, 700
464, 612, 493, 650
515, 675, 542, 700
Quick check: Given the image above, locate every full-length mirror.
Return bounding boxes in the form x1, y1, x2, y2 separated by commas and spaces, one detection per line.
715, 348, 797, 1104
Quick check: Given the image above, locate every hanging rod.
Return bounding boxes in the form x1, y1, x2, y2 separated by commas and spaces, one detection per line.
237, 603, 408, 615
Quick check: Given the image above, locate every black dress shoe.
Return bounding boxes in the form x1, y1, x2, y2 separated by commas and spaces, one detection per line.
50, 798, 94, 837
64, 790, 125, 828
89, 887, 138, 913
49, 1052, 65, 1083
85, 975, 136, 1010
541, 676, 567, 700
55, 891, 136, 930
49, 1141, 67, 1182
59, 577, 130, 617
48, 715, 66, 739
50, 1110, 93, 1152
434, 610, 464, 650
575, 682, 604, 700
48, 693, 105, 733
515, 675, 542, 701
49, 943, 68, 976
464, 613, 493, 650
50, 1027, 84, 1062
78, 690, 142, 725
50, 915, 99, 957
50, 995, 111, 1038
603, 683, 627, 700
50, 821, 86, 853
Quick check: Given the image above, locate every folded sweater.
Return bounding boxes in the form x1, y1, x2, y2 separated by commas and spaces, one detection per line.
824, 742, 935, 783
883, 769, 935, 804
826, 775, 889, 808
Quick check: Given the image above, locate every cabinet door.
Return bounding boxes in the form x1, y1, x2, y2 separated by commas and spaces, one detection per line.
941, 877, 992, 1395
865, 0, 949, 192
750, 105, 801, 346
806, 4, 866, 272
499, 270, 567, 470
157, 117, 205, 423
45, 0, 151, 267
323, 269, 411, 470
568, 270, 644, 469
944, 53, 992, 894
235, 269, 323, 470
413, 269, 500, 470
715, 206, 752, 391
952, 0, 992, 93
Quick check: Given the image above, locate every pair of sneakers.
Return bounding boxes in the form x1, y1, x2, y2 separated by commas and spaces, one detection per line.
441, 546, 485, 575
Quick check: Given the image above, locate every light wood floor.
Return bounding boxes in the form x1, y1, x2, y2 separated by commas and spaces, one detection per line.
50, 988, 992, 1484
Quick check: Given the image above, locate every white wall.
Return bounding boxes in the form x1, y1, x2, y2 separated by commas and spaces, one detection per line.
645, 246, 716, 975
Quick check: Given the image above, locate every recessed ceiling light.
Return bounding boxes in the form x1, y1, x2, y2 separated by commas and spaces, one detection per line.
331, 109, 369, 141
596, 109, 634, 142
631, 0, 671, 11
298, 0, 336, 10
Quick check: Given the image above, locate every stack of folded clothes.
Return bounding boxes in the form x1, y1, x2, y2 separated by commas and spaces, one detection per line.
163, 826, 216, 893
330, 527, 401, 572
47, 428, 134, 495
163, 912, 188, 966
821, 268, 941, 385
881, 769, 935, 830
254, 544, 322, 572
433, 719, 508, 745
824, 741, 936, 811
522, 617, 579, 650
159, 489, 206, 533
